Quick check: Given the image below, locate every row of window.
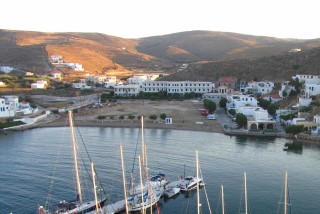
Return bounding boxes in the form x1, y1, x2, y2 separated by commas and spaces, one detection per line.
0, 107, 8, 112
144, 83, 211, 87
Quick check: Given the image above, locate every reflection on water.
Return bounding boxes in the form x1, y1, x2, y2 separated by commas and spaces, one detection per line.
1, 128, 320, 213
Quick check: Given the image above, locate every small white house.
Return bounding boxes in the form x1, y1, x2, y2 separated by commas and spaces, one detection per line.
72, 83, 92, 89
0, 66, 14, 73
226, 95, 258, 111
0, 81, 6, 87
0, 96, 16, 118
314, 115, 320, 124
292, 74, 320, 83
31, 80, 48, 89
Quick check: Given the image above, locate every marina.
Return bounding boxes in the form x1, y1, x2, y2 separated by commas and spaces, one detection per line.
1, 127, 320, 213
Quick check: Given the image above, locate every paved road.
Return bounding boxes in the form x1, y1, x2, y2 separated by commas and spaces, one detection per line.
215, 107, 235, 128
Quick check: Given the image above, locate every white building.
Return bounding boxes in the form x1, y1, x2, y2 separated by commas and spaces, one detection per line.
0, 96, 17, 118
292, 74, 320, 83
72, 83, 92, 89
217, 86, 234, 94
50, 55, 63, 63
247, 81, 274, 95
0, 66, 14, 73
142, 80, 214, 95
31, 80, 48, 89
279, 81, 295, 98
0, 81, 6, 87
202, 93, 226, 103
247, 108, 276, 130
127, 75, 159, 85
226, 95, 258, 111
85, 75, 115, 84
114, 84, 141, 96
104, 76, 117, 88
305, 83, 320, 96
314, 115, 320, 124
51, 71, 62, 80
238, 106, 264, 117
298, 96, 312, 107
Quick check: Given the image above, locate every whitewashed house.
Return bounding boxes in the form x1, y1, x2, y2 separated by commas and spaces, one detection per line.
226, 95, 258, 111
0, 81, 6, 87
262, 94, 282, 103
31, 80, 48, 89
304, 83, 320, 96
0, 66, 14, 73
279, 81, 295, 98
25, 72, 34, 76
0, 96, 17, 118
50, 55, 63, 63
247, 108, 276, 130
292, 74, 320, 83
114, 84, 141, 96
247, 81, 274, 95
72, 83, 92, 89
238, 106, 264, 117
104, 76, 117, 88
128, 76, 148, 85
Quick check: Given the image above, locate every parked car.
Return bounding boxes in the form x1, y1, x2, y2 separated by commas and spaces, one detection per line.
207, 114, 215, 120
201, 109, 209, 116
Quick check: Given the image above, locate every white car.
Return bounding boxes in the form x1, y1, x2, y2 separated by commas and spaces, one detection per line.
207, 114, 215, 120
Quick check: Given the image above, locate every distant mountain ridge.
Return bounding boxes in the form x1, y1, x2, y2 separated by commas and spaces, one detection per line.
0, 29, 320, 80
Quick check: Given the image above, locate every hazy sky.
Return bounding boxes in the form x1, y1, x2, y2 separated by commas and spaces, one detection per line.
1, 0, 319, 39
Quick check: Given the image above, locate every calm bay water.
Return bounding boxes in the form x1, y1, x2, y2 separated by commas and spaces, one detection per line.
1, 127, 320, 214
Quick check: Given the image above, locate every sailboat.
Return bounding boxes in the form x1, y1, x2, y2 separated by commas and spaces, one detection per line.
125, 116, 162, 212
38, 110, 107, 214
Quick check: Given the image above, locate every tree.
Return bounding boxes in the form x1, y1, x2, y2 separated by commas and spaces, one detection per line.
119, 115, 124, 120
100, 93, 108, 103
160, 113, 167, 120
228, 109, 236, 116
219, 98, 227, 108
203, 99, 216, 113
128, 115, 135, 120
257, 98, 271, 109
235, 113, 247, 128
285, 125, 304, 136
97, 115, 106, 122
267, 104, 278, 115
149, 114, 157, 122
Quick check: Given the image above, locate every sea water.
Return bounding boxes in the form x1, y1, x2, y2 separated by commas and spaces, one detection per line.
0, 127, 320, 214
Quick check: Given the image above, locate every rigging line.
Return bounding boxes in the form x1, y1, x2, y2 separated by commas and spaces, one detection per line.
199, 164, 212, 214
129, 126, 141, 187
75, 125, 107, 195
45, 116, 69, 210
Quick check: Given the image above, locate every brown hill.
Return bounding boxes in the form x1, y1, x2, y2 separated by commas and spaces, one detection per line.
1, 29, 320, 80
160, 47, 320, 82
137, 30, 320, 62
0, 30, 173, 76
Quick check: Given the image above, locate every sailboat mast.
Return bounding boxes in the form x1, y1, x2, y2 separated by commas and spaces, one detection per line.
139, 155, 145, 214
221, 185, 225, 214
244, 172, 248, 214
91, 162, 99, 214
141, 116, 145, 170
284, 171, 288, 214
196, 150, 200, 214
69, 110, 82, 203
120, 145, 129, 214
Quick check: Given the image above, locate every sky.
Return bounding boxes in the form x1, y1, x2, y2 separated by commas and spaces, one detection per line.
1, 0, 319, 39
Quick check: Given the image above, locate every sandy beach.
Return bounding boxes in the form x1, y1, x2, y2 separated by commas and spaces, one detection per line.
37, 99, 225, 133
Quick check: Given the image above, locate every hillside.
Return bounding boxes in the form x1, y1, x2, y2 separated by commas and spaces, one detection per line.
1, 29, 320, 80
160, 47, 320, 82
137, 30, 320, 62
0, 30, 174, 76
